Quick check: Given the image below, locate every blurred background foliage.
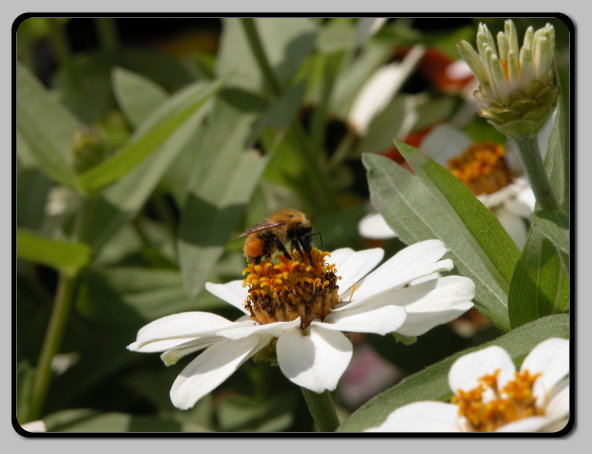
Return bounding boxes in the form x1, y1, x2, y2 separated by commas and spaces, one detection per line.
15, 16, 570, 432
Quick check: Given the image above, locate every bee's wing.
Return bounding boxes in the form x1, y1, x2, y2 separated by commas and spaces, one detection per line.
235, 221, 284, 239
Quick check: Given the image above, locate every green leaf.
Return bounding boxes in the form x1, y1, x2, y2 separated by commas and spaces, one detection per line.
112, 67, 168, 128
42, 409, 208, 432
17, 229, 91, 275
76, 267, 232, 325
16, 64, 79, 186
331, 43, 392, 117
544, 61, 569, 212
217, 394, 296, 432
316, 18, 356, 54
81, 83, 216, 252
16, 167, 52, 230
76, 80, 222, 192
217, 18, 315, 92
531, 209, 569, 254
338, 314, 569, 432
356, 96, 408, 155
365, 147, 520, 332
508, 225, 570, 328
178, 89, 267, 298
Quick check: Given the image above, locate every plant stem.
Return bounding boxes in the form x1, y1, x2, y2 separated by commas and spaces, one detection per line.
95, 18, 120, 53
47, 19, 79, 88
27, 196, 95, 421
240, 18, 283, 97
239, 17, 340, 213
27, 272, 78, 421
301, 388, 340, 432
515, 135, 559, 211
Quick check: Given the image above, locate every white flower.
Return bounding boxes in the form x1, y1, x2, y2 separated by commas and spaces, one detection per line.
421, 125, 535, 248
358, 211, 397, 240
128, 240, 475, 410
348, 46, 425, 135
20, 420, 47, 433
366, 337, 569, 432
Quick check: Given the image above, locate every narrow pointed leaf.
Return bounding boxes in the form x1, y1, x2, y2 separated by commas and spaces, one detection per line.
530, 209, 569, 254
364, 150, 516, 332
17, 229, 91, 274
77, 80, 222, 192
508, 225, 570, 328
82, 81, 215, 252
16, 64, 79, 186
338, 314, 569, 432
112, 67, 168, 128
544, 61, 569, 212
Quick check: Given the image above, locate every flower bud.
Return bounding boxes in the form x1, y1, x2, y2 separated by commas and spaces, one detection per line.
69, 126, 108, 174
457, 20, 559, 138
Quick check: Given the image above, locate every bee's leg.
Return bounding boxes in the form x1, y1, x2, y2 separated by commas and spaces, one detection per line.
273, 237, 292, 260
300, 242, 314, 264
254, 256, 261, 265
292, 241, 308, 262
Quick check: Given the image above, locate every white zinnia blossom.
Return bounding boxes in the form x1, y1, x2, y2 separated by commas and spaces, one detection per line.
348, 46, 425, 135
366, 337, 569, 432
128, 240, 475, 410
421, 125, 535, 248
358, 124, 539, 248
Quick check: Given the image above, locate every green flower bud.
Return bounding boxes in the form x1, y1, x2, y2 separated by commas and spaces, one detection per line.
457, 20, 559, 138
70, 126, 109, 174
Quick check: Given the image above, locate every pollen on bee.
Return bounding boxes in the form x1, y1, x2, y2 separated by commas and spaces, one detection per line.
242, 247, 341, 329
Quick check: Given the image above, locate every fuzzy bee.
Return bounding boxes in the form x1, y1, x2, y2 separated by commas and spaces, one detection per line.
236, 209, 315, 264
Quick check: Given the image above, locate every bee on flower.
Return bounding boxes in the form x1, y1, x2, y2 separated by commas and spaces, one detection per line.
128, 237, 475, 410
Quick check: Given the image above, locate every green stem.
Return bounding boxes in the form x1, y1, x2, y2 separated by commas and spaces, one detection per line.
26, 196, 95, 421
240, 18, 283, 96
515, 135, 559, 211
95, 18, 120, 53
301, 388, 340, 432
27, 272, 78, 420
239, 17, 340, 213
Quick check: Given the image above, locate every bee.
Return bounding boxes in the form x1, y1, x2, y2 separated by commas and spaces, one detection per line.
236, 209, 315, 264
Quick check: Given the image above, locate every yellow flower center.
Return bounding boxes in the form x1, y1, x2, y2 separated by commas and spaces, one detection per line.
446, 142, 514, 195
452, 369, 544, 432
242, 248, 341, 329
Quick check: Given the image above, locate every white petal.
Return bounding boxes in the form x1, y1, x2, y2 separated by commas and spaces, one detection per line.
546, 384, 570, 421
316, 304, 406, 335
160, 337, 220, 366
127, 312, 235, 352
396, 276, 475, 336
504, 182, 535, 217
421, 124, 472, 167
354, 17, 386, 47
494, 206, 527, 249
365, 401, 459, 432
21, 420, 47, 433
216, 318, 301, 340
276, 325, 352, 393
448, 346, 516, 394
358, 213, 397, 239
349, 46, 424, 134
397, 303, 473, 336
520, 337, 569, 404
496, 416, 553, 432
326, 247, 384, 296
170, 335, 269, 410
350, 240, 452, 303
477, 183, 520, 209
205, 280, 249, 314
